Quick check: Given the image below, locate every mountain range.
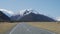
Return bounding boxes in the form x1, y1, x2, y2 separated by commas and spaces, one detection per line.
11, 9, 56, 22
0, 9, 56, 22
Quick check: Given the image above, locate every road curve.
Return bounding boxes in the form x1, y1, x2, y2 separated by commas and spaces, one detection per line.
9, 23, 56, 34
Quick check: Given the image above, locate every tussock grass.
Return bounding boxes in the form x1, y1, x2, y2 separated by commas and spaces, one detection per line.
0, 23, 17, 34
27, 22, 60, 34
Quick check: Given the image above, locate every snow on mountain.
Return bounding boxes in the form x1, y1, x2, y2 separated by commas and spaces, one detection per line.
56, 17, 60, 21
8, 9, 56, 22
19, 9, 40, 16
0, 9, 14, 17
14, 9, 56, 22
14, 9, 40, 21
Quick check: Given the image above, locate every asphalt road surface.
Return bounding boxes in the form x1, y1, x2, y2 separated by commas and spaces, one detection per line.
9, 23, 56, 34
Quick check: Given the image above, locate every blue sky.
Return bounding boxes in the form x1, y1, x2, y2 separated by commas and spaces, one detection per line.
0, 0, 60, 19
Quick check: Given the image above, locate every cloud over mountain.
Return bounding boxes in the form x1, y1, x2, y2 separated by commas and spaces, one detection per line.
0, 9, 14, 17
56, 17, 60, 21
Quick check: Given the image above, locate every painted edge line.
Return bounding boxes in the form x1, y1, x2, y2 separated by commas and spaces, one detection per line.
9, 23, 21, 34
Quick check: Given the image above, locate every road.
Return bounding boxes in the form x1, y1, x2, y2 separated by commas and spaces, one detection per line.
9, 23, 56, 34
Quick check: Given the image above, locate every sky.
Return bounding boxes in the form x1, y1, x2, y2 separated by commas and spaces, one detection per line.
0, 0, 60, 19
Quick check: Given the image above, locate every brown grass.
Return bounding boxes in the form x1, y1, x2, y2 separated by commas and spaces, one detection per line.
27, 22, 60, 34
0, 22, 60, 34
0, 22, 17, 34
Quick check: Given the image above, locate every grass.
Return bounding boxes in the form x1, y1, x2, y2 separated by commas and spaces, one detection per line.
0, 22, 60, 34
0, 22, 17, 34
27, 22, 60, 34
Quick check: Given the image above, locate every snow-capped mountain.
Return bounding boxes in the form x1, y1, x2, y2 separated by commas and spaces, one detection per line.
14, 9, 40, 21
14, 9, 56, 22
11, 9, 37, 21
19, 9, 40, 16
0, 9, 12, 21
56, 17, 60, 21
0, 9, 14, 17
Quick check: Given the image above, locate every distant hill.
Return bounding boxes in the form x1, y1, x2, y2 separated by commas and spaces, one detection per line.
0, 11, 10, 21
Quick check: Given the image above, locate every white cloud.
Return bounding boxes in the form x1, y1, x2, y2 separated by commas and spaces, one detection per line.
0, 9, 14, 17
56, 17, 60, 21
0, 9, 14, 14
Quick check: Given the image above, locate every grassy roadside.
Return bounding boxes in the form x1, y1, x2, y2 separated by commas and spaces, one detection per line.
27, 22, 60, 34
0, 22, 60, 34
0, 22, 17, 34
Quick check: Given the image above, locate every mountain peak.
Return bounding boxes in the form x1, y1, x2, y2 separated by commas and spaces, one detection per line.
19, 9, 40, 16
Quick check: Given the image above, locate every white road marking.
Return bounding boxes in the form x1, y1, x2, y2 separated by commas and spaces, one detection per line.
9, 23, 21, 34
